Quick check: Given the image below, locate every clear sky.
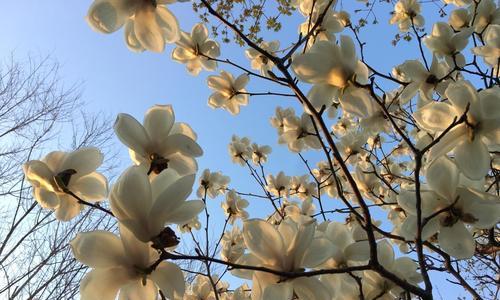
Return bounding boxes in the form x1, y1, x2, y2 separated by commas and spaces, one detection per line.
0, 1, 470, 299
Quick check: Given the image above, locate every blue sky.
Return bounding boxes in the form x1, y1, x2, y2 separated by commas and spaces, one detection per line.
0, 1, 470, 299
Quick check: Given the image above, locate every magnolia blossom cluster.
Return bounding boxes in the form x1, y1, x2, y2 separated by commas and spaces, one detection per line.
19, 0, 500, 299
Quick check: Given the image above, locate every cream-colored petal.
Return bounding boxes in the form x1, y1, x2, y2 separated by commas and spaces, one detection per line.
110, 166, 152, 228
301, 238, 334, 268
293, 277, 331, 300
118, 279, 158, 300
159, 134, 203, 157
134, 7, 165, 53
454, 138, 490, 180
70, 172, 108, 201
426, 156, 458, 200
243, 219, 285, 266
80, 267, 134, 300
166, 153, 198, 175
119, 224, 151, 268
165, 200, 204, 224
262, 282, 293, 300
144, 104, 175, 143
438, 221, 475, 259
114, 113, 150, 157
344, 240, 370, 262
60, 147, 103, 177
413, 102, 457, 132
149, 174, 195, 233
124, 20, 145, 52
70, 230, 127, 268
376, 240, 394, 268
86, 0, 132, 34
55, 195, 82, 221
191, 23, 208, 43
150, 261, 185, 299
156, 6, 180, 44
23, 160, 55, 191
34, 188, 59, 208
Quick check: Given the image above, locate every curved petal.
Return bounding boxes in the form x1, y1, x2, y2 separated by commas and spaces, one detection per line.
150, 261, 185, 299
55, 195, 82, 221
191, 23, 208, 43
167, 153, 198, 175
144, 104, 175, 143
413, 102, 457, 132
426, 156, 458, 200
70, 230, 126, 268
134, 7, 165, 53
262, 282, 293, 300
293, 277, 331, 300
80, 268, 134, 300
118, 279, 158, 300
124, 20, 145, 52
110, 166, 152, 226
156, 6, 180, 44
454, 138, 490, 180
301, 238, 334, 268
119, 224, 151, 268
159, 134, 203, 157
344, 240, 370, 262
34, 188, 59, 208
165, 200, 204, 224
114, 113, 150, 157
86, 0, 132, 34
23, 160, 55, 191
70, 172, 108, 201
438, 222, 475, 259
376, 240, 394, 268
149, 174, 195, 233
243, 219, 285, 267
61, 147, 103, 177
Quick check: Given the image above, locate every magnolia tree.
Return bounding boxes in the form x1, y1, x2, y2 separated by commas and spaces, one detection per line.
21, 0, 500, 299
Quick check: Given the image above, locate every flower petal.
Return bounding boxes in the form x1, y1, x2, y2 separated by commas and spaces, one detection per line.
150, 261, 185, 299
243, 219, 285, 266
302, 238, 334, 268
80, 268, 133, 300
70, 230, 126, 268
293, 277, 331, 300
134, 7, 165, 53
144, 104, 175, 143
70, 172, 108, 201
114, 113, 150, 158
426, 156, 458, 200
262, 282, 293, 300
55, 195, 82, 221
454, 138, 490, 180
438, 221, 475, 259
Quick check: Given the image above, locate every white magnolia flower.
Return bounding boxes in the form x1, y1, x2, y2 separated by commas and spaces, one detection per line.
423, 22, 473, 67
392, 56, 451, 103
222, 190, 249, 224
270, 107, 296, 135
245, 41, 280, 76
390, 0, 425, 32
23, 147, 107, 221
472, 0, 500, 33
71, 225, 185, 300
414, 80, 500, 179
266, 171, 291, 198
172, 23, 221, 76
251, 143, 272, 165
114, 104, 203, 176
472, 24, 500, 75
110, 166, 204, 242
278, 112, 322, 152
363, 241, 422, 299
221, 226, 246, 263
178, 216, 202, 233
86, 0, 184, 52
228, 135, 252, 165
318, 221, 371, 300
299, 10, 344, 43
234, 218, 333, 300
197, 169, 230, 199
289, 175, 317, 201
207, 71, 250, 115
448, 8, 471, 31
398, 157, 500, 258
292, 36, 368, 90
284, 198, 316, 222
